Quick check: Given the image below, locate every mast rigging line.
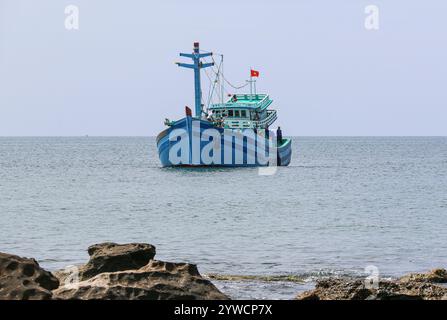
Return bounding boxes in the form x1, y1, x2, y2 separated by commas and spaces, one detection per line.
202, 53, 232, 110
211, 55, 249, 90
204, 65, 221, 110
200, 49, 250, 90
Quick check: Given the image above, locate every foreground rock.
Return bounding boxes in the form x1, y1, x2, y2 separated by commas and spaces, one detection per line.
297, 269, 447, 300
1, 243, 228, 300
54, 260, 228, 300
53, 242, 228, 300
0, 253, 59, 300
398, 268, 447, 284
78, 242, 156, 281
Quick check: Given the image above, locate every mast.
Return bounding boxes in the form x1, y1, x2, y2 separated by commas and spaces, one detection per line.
176, 42, 214, 118
246, 70, 257, 101
220, 54, 224, 105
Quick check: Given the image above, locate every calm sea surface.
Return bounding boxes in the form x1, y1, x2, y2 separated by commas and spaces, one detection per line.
1, 137, 446, 299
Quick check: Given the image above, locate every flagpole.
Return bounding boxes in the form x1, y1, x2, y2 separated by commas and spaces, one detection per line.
254, 77, 257, 96
221, 54, 224, 105
250, 67, 253, 101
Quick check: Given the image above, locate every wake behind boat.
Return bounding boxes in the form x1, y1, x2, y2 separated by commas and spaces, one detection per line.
156, 42, 292, 167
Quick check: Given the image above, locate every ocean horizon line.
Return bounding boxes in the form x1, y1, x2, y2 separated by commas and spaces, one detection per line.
1, 135, 447, 138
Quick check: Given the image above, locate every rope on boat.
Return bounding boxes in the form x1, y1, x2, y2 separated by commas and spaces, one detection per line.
200, 49, 249, 90
199, 49, 250, 118
210, 55, 249, 90
204, 66, 220, 110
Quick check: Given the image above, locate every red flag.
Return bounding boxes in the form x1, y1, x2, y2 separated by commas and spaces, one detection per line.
250, 69, 259, 77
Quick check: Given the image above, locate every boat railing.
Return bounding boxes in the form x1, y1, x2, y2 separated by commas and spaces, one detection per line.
222, 109, 277, 129
256, 95, 271, 110
210, 94, 270, 110
233, 93, 268, 102
255, 109, 277, 128
212, 102, 254, 109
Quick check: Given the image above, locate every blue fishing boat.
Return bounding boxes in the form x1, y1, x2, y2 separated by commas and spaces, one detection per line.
156, 42, 292, 167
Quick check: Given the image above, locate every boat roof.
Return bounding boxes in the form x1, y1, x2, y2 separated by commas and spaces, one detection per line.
209, 93, 272, 111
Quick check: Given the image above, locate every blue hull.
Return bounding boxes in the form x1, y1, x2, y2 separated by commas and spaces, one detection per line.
156, 116, 292, 167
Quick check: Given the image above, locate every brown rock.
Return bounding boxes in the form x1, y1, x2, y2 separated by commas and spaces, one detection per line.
399, 268, 447, 284
297, 279, 385, 300
53, 260, 229, 300
297, 270, 447, 300
0, 252, 59, 300
77, 242, 156, 281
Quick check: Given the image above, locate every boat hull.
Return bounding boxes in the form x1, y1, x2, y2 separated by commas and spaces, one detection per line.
156, 116, 292, 167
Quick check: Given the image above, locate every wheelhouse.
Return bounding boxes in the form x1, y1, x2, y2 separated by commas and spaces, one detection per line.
209, 93, 277, 129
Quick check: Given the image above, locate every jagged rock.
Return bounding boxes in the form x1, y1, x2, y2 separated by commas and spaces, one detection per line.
52, 242, 228, 300
72, 243, 156, 281
53, 260, 229, 300
0, 252, 59, 300
297, 270, 447, 300
399, 268, 447, 284
1, 243, 228, 300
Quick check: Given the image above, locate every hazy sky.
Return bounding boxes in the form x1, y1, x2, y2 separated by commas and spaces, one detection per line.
1, 0, 446, 136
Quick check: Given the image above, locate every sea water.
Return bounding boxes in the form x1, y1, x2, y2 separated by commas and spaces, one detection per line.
1, 137, 446, 299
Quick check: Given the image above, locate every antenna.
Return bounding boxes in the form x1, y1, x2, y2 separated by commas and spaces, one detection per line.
221, 54, 224, 105
176, 42, 214, 118
246, 68, 258, 100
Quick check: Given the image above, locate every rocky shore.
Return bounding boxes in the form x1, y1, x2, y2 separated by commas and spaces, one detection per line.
296, 269, 447, 300
1, 242, 446, 300
0, 243, 228, 300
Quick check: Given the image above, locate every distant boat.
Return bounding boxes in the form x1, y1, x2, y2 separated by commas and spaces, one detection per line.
156, 42, 291, 167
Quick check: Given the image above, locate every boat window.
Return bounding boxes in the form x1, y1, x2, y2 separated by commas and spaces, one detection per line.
228, 110, 234, 117
235, 110, 240, 117
241, 110, 246, 118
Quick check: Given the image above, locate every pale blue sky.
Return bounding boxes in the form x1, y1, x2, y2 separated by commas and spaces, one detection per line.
1, 0, 446, 136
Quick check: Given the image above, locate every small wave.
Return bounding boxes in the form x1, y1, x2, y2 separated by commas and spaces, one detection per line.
39, 258, 74, 263
205, 273, 306, 283
205, 269, 372, 284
